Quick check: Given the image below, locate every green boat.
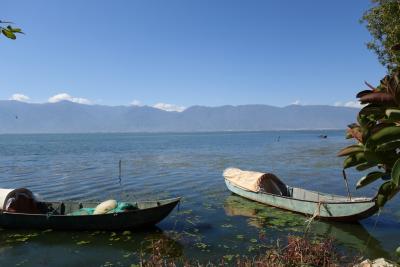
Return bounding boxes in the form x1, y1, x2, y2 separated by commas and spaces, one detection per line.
0, 188, 180, 230
223, 168, 379, 222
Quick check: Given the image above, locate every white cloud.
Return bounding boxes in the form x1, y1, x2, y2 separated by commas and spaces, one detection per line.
130, 99, 142, 106
291, 100, 301, 105
9, 93, 30, 102
48, 93, 91, 105
153, 102, 186, 112
334, 100, 363, 108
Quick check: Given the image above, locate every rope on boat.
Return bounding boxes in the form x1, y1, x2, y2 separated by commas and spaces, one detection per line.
362, 208, 382, 255
304, 201, 323, 235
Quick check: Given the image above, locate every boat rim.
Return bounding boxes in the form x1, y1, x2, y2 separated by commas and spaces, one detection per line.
225, 178, 376, 205
0, 197, 181, 217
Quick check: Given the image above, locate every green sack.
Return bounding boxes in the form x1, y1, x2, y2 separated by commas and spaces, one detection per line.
68, 208, 95, 216
108, 202, 138, 213
68, 202, 137, 216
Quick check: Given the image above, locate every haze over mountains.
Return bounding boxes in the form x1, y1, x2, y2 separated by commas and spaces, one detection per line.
0, 100, 358, 134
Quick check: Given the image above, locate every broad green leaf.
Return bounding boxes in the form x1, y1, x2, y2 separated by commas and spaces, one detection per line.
369, 126, 400, 148
376, 140, 400, 151
376, 181, 393, 207
359, 104, 385, 121
391, 158, 400, 188
379, 181, 394, 195
364, 150, 381, 164
356, 162, 376, 171
337, 144, 364, 157
356, 171, 384, 189
386, 109, 400, 121
376, 193, 388, 207
343, 152, 367, 169
2, 29, 16, 39
6, 26, 23, 34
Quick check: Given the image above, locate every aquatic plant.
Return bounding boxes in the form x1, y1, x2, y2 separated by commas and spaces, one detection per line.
138, 235, 348, 267
338, 44, 400, 207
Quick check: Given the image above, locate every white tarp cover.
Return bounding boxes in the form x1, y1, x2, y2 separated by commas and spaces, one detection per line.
0, 188, 35, 210
223, 168, 288, 196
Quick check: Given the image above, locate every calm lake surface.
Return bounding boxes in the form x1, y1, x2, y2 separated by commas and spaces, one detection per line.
0, 131, 399, 266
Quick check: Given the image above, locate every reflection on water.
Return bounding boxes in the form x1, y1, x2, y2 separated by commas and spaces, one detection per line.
224, 195, 390, 259
0, 227, 183, 266
0, 131, 399, 265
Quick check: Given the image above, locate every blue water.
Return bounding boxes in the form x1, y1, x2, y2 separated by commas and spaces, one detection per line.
0, 131, 399, 266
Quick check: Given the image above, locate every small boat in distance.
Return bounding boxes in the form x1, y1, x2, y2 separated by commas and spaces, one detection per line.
223, 168, 378, 222
0, 188, 180, 230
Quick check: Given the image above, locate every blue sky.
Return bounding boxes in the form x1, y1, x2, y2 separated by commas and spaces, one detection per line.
1, 0, 386, 111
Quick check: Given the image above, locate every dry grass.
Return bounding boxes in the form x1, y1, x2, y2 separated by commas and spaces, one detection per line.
139, 235, 352, 267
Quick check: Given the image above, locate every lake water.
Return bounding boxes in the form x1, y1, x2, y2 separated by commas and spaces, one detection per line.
0, 131, 399, 266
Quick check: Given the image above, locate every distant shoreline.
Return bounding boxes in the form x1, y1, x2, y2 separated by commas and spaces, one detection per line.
0, 129, 346, 136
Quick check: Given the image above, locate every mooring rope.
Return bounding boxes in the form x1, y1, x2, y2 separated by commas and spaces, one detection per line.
362, 208, 382, 255
304, 201, 323, 235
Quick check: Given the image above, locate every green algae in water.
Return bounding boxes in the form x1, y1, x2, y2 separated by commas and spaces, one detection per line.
223, 254, 235, 261
0, 131, 398, 265
76, 240, 91, 245
224, 195, 305, 232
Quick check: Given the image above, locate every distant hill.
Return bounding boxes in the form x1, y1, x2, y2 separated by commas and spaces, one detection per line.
0, 101, 358, 133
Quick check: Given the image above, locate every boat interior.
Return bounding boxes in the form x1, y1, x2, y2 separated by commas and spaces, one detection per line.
258, 179, 372, 203
288, 187, 372, 203
0, 188, 178, 215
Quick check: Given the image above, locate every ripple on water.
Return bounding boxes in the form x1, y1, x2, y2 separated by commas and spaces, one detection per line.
0, 131, 398, 265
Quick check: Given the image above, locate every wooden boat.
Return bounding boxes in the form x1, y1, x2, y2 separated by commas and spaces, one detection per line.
223, 168, 379, 222
0, 188, 180, 230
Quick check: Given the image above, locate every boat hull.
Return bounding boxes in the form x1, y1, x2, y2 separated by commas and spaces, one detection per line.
225, 179, 378, 222
0, 197, 180, 230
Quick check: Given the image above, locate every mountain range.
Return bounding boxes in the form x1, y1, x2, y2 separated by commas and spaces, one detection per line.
0, 100, 358, 133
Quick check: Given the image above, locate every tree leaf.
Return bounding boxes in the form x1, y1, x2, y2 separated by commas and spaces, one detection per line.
368, 126, 400, 148
346, 126, 363, 143
386, 108, 400, 121
358, 104, 386, 124
376, 193, 388, 207
360, 92, 396, 105
356, 171, 384, 189
391, 43, 400, 51
391, 158, 400, 188
337, 144, 364, 157
7, 26, 23, 33
355, 162, 376, 171
1, 29, 16, 39
376, 140, 400, 151
364, 150, 382, 164
376, 181, 393, 207
343, 152, 367, 169
11, 28, 22, 33
357, 90, 373, 98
